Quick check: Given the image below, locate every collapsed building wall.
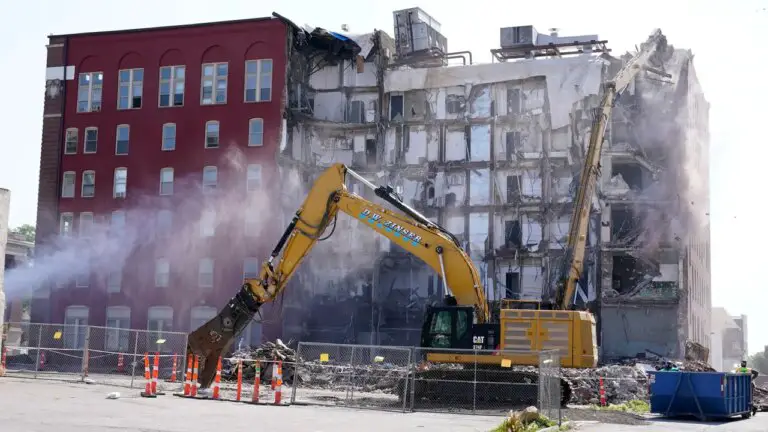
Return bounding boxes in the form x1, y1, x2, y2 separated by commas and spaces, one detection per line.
598, 45, 711, 360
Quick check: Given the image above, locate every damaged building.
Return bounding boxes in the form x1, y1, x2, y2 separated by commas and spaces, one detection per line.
273, 11, 710, 359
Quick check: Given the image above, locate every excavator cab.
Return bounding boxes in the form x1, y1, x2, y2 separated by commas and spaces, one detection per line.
420, 302, 500, 352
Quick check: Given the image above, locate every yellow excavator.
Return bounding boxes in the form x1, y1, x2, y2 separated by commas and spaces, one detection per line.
187, 29, 670, 406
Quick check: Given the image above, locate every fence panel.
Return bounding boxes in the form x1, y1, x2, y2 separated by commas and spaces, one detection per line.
409, 347, 547, 415
2, 322, 38, 376
407, 347, 563, 418
1, 322, 187, 393
538, 350, 562, 424
291, 342, 412, 412
34, 323, 89, 382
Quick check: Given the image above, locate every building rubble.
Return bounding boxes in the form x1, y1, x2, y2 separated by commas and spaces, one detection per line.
223, 340, 768, 407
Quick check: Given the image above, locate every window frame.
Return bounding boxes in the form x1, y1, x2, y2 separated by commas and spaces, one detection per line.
61, 171, 76, 198
59, 212, 74, 236
81, 170, 96, 198
198, 258, 214, 288
113, 167, 128, 198
64, 306, 89, 349
246, 164, 262, 192
76, 72, 104, 113
156, 210, 173, 238
117, 68, 144, 110
159, 167, 174, 196
115, 124, 130, 155
111, 210, 126, 232
204, 120, 220, 149
243, 257, 259, 282
200, 62, 228, 105
105, 306, 130, 350
83, 127, 98, 154
64, 128, 78, 155
199, 209, 216, 238
155, 259, 170, 288
79, 212, 94, 238
244, 59, 273, 103
162, 123, 176, 151
202, 166, 218, 193
248, 118, 264, 147
158, 65, 186, 108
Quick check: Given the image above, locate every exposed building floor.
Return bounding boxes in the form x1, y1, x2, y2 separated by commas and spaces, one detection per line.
0, 377, 502, 432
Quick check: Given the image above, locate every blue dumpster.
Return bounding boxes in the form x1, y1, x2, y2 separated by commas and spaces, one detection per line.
649, 371, 753, 420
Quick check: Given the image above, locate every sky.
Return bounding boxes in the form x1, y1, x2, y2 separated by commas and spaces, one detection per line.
1, 0, 767, 352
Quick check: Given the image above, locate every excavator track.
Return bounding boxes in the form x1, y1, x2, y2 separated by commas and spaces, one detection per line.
397, 367, 571, 408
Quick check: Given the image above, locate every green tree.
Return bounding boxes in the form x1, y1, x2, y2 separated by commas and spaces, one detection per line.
748, 351, 768, 374
10, 224, 35, 242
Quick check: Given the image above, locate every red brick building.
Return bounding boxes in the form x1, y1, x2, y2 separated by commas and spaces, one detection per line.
35, 17, 288, 347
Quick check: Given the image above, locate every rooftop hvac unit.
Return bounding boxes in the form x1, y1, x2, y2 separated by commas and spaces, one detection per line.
500, 26, 538, 48
393, 7, 448, 58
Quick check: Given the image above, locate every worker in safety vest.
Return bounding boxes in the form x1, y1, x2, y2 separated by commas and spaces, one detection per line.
658, 361, 680, 371
735, 360, 759, 379
734, 360, 759, 416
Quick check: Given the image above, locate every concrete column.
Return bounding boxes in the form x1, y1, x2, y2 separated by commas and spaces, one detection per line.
0, 188, 10, 349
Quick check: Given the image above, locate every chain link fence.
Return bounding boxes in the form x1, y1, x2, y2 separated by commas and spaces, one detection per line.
290, 342, 412, 412
538, 350, 562, 422
1, 324, 562, 422
1, 322, 187, 393
286, 342, 562, 419
407, 347, 561, 417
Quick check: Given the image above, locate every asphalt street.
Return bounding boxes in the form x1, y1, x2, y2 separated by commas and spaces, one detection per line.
0, 377, 502, 432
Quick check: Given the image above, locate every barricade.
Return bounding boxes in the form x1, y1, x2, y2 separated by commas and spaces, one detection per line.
180, 357, 287, 406
599, 377, 606, 406
140, 353, 155, 398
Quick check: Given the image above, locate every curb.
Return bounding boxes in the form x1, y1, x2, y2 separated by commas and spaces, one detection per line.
539, 421, 572, 432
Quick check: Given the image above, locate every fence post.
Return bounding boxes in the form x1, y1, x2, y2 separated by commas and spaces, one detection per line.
409, 349, 416, 412
130, 330, 139, 389
400, 348, 411, 413
472, 348, 478, 414
347, 345, 356, 401
80, 326, 91, 380
290, 342, 301, 404
34, 324, 42, 379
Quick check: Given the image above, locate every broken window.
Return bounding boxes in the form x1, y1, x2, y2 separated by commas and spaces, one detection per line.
505, 220, 522, 249
445, 193, 457, 207
612, 255, 644, 294
506, 131, 521, 159
469, 125, 491, 162
507, 88, 522, 115
611, 207, 640, 244
348, 100, 365, 123
446, 94, 465, 115
469, 169, 490, 205
507, 175, 521, 203
390, 95, 404, 121
505, 272, 521, 299
365, 139, 377, 165
611, 162, 643, 190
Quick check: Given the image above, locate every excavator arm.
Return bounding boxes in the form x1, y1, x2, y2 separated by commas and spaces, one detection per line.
555, 29, 670, 310
188, 163, 488, 387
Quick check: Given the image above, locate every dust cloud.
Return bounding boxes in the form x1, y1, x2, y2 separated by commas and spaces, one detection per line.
3, 147, 277, 303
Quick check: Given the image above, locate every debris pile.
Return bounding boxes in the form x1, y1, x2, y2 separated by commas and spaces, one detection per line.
222, 339, 407, 393
563, 365, 650, 405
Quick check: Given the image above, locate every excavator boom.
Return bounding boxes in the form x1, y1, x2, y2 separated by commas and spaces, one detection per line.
188, 163, 488, 387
